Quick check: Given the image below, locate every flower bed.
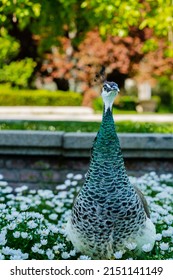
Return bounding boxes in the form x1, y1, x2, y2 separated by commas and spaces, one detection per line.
0, 172, 173, 260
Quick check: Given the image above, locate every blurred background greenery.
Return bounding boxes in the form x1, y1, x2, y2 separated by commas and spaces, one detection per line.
0, 0, 173, 113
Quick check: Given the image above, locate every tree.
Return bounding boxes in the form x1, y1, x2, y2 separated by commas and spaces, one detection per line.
79, 0, 173, 54
1, 0, 172, 55
0, 0, 172, 88
40, 29, 172, 104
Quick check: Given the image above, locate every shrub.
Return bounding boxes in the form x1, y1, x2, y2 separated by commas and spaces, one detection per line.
0, 85, 82, 106
0, 58, 36, 88
152, 77, 173, 112
116, 96, 137, 111
0, 120, 172, 134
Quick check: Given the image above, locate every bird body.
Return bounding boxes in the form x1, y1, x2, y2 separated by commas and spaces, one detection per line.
66, 81, 156, 259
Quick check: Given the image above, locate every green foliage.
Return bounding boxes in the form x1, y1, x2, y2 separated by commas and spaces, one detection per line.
142, 39, 159, 54
0, 120, 172, 134
116, 96, 137, 111
0, 28, 20, 66
152, 77, 173, 112
0, 0, 41, 30
139, 0, 173, 37
82, 0, 173, 46
0, 85, 82, 106
0, 0, 172, 53
0, 58, 36, 88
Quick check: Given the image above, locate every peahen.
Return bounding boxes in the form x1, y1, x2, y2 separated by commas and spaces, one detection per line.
66, 81, 156, 259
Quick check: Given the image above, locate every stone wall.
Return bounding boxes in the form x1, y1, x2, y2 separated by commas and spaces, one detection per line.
0, 155, 172, 189
0, 131, 172, 189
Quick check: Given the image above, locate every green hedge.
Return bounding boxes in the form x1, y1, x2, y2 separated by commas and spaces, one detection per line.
0, 85, 82, 106
0, 120, 172, 133
116, 96, 137, 110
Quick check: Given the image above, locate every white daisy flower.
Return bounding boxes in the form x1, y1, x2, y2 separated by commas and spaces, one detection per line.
13, 231, 20, 238
79, 255, 91, 260
160, 243, 169, 251
114, 251, 123, 259
142, 243, 153, 253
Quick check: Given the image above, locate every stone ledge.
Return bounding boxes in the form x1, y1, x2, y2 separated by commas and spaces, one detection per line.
0, 130, 172, 158
0, 130, 63, 147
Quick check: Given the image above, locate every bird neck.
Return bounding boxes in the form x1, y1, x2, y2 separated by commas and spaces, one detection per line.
100, 106, 119, 143
93, 106, 120, 154
87, 105, 129, 189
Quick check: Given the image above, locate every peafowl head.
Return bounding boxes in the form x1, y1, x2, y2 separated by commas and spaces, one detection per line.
101, 81, 120, 112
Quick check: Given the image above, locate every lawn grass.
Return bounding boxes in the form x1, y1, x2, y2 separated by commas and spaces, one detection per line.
0, 120, 173, 133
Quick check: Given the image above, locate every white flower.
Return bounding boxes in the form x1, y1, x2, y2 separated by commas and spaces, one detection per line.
125, 242, 137, 251
27, 220, 38, 229
45, 201, 54, 207
10, 255, 23, 260
22, 253, 29, 260
78, 255, 91, 260
0, 181, 8, 186
21, 185, 28, 191
73, 174, 83, 180
142, 243, 153, 253
49, 225, 59, 233
42, 209, 50, 214
0, 235, 7, 246
69, 249, 76, 256
15, 187, 23, 193
55, 207, 63, 213
8, 222, 16, 230
13, 231, 20, 238
114, 251, 123, 259
162, 228, 173, 237
71, 181, 78, 186
164, 215, 173, 225
0, 204, 6, 209
38, 249, 45, 255
0, 253, 5, 260
57, 191, 68, 198
11, 211, 19, 218
53, 243, 64, 250
20, 204, 28, 211
31, 247, 38, 253
66, 173, 74, 179
160, 242, 169, 251
155, 233, 162, 241
40, 239, 47, 245
31, 244, 41, 253
65, 180, 71, 186
29, 189, 36, 194
56, 184, 66, 190
46, 249, 55, 260
34, 200, 41, 205
61, 252, 70, 259
0, 174, 4, 180
49, 214, 58, 221
1, 186, 12, 193
21, 232, 28, 239
40, 229, 50, 236
2, 246, 11, 255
